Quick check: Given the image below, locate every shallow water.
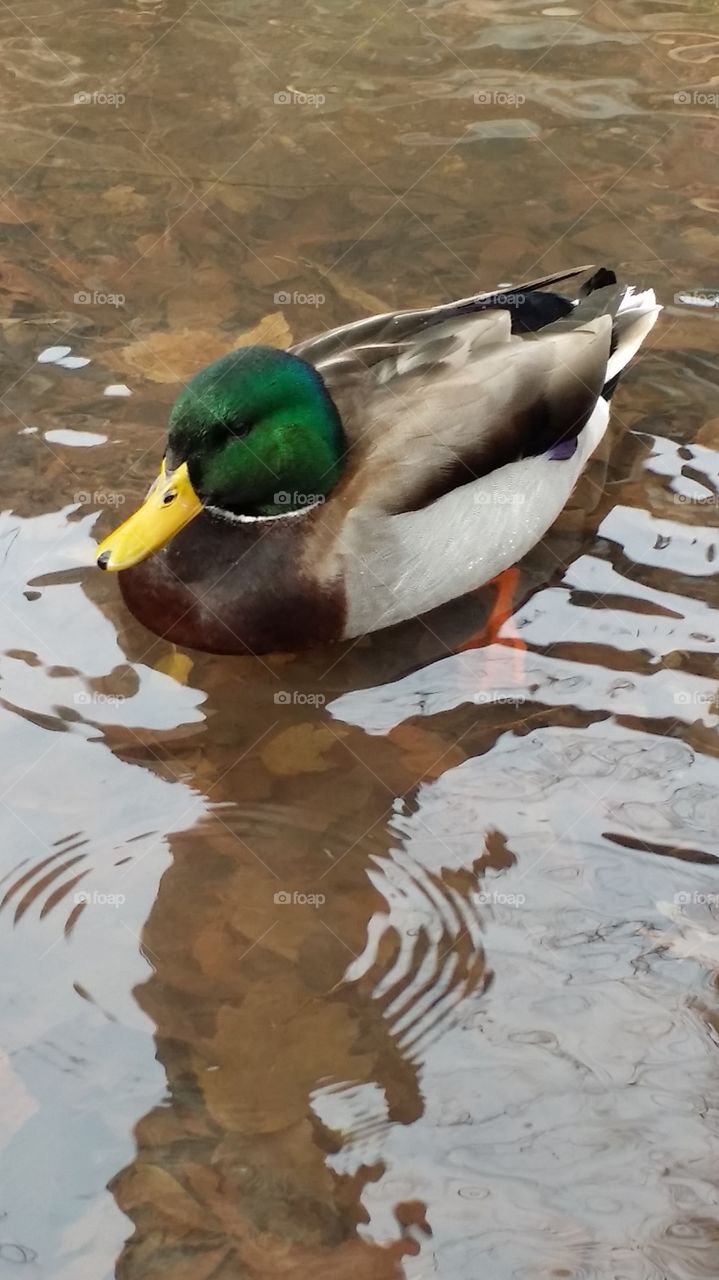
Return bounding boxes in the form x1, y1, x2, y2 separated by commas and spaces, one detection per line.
0, 0, 718, 1276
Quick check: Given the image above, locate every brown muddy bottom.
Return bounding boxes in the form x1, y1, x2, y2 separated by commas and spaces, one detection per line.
0, 0, 718, 1277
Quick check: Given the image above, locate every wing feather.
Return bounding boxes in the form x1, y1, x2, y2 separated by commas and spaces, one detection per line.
334, 315, 612, 515
294, 266, 657, 519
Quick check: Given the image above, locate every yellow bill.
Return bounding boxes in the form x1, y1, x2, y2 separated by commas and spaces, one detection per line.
96, 461, 203, 571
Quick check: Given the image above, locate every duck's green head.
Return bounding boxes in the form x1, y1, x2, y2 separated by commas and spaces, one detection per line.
96, 346, 346, 571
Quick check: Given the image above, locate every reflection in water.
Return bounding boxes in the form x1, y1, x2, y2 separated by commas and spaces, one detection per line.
0, 0, 718, 1276
107, 764, 489, 1276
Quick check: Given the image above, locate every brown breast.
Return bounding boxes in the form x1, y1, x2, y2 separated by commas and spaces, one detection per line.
118, 508, 347, 654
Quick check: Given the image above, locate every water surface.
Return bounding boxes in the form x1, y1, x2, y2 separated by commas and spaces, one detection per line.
0, 0, 718, 1277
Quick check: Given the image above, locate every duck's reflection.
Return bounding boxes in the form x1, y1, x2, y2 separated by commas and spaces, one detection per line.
108, 700, 494, 1280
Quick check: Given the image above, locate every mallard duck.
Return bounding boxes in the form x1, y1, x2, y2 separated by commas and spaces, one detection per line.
96, 265, 660, 654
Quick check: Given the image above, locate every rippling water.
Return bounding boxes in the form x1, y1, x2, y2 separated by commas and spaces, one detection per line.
0, 0, 718, 1277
